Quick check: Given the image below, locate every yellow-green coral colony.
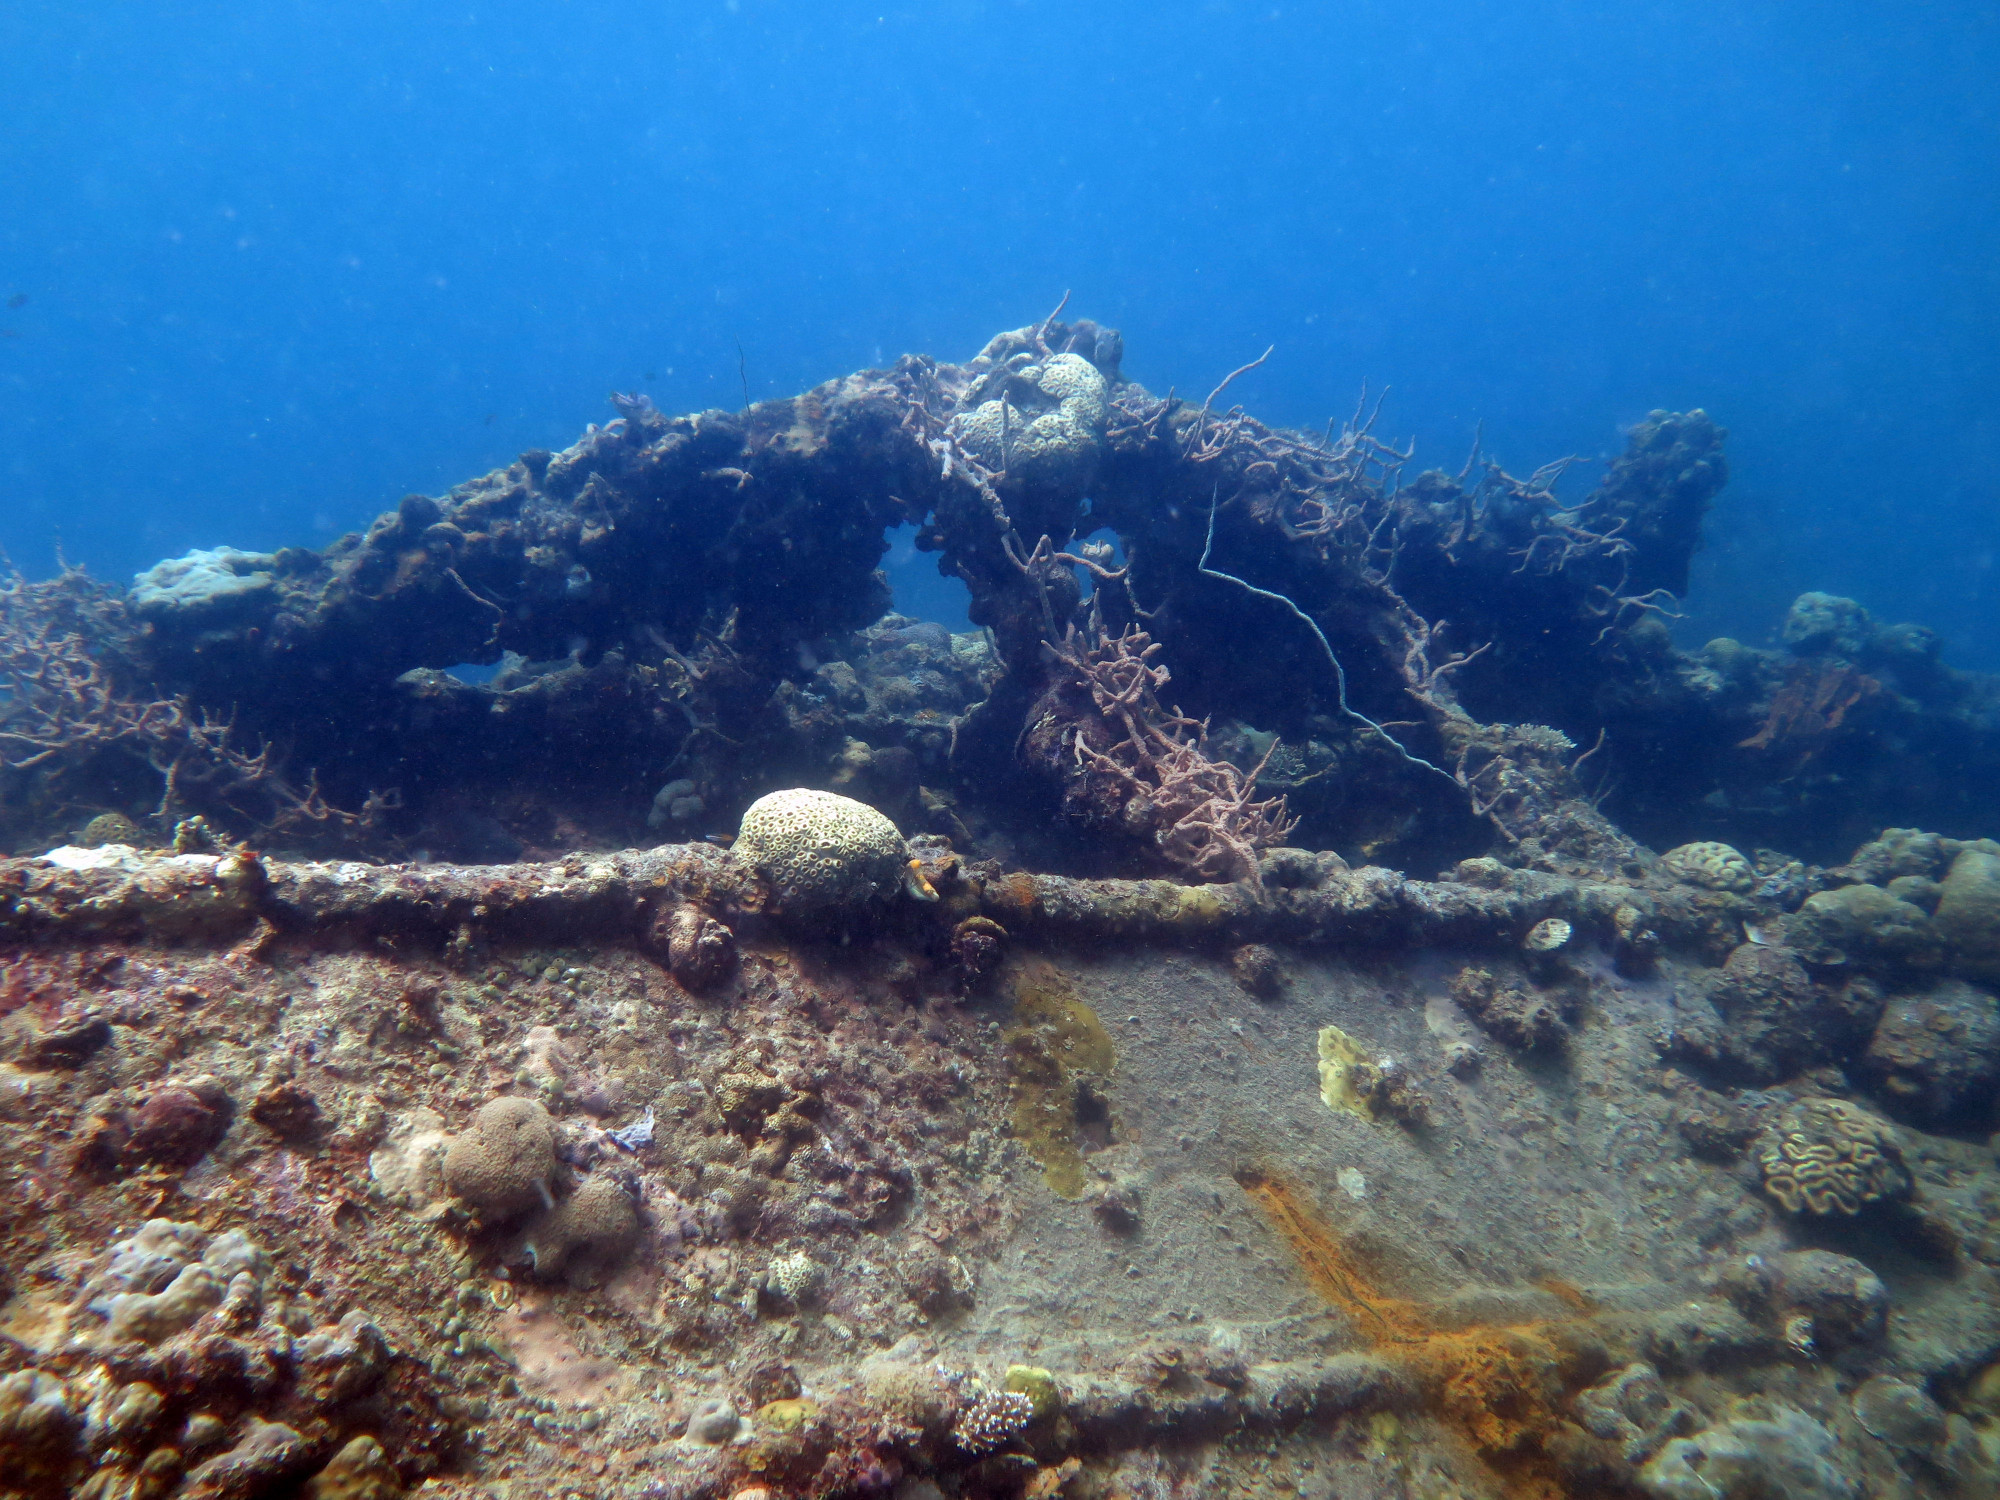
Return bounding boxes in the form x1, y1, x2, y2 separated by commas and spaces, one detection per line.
1316, 1024, 1377, 1120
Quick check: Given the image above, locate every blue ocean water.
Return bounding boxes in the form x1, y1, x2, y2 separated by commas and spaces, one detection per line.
1, 2, 1994, 658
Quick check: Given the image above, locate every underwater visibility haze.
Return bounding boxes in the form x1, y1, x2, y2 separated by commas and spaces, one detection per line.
3, 4, 2000, 1499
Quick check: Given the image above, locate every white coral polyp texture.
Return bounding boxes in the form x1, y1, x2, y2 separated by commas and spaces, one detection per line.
1034, 351, 1108, 419
946, 351, 1108, 488
1661, 840, 1755, 893
734, 788, 912, 915
952, 401, 1009, 468
1014, 355, 1107, 486
129, 546, 277, 617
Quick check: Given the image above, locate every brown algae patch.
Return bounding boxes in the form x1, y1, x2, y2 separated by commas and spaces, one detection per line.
1004, 959, 1116, 1198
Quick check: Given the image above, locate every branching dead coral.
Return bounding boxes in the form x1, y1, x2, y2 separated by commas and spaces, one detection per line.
1043, 623, 1296, 883
1, 562, 390, 848
0, 563, 150, 772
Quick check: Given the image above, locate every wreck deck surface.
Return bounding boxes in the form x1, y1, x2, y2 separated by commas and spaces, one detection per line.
4, 845, 1999, 1500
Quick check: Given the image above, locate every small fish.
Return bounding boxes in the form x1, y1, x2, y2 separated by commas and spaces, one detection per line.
4, 293, 25, 310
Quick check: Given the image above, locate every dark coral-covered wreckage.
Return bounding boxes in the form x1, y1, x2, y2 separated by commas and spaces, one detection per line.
4, 315, 2000, 1500
6, 310, 1997, 874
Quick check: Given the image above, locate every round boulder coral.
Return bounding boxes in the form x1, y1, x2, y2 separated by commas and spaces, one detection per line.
652, 905, 736, 990
946, 352, 1108, 491
1861, 978, 2000, 1121
1781, 591, 1873, 657
1033, 352, 1109, 416
1755, 1097, 1910, 1217
1660, 841, 1755, 894
125, 1081, 234, 1169
1788, 884, 1942, 971
734, 789, 931, 915
1935, 845, 2000, 979
1842, 828, 1954, 885
442, 1097, 557, 1219
1010, 405, 1096, 486
79, 812, 145, 849
1702, 942, 1883, 1083
523, 1173, 638, 1279
1771, 1249, 1889, 1349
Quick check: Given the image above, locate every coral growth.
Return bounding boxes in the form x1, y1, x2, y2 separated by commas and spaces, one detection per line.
521, 1172, 639, 1280
1450, 965, 1575, 1051
21, 316, 2000, 1500
1003, 960, 1116, 1199
652, 905, 737, 991
1861, 978, 2000, 1121
1754, 1097, 1911, 1217
442, 1096, 558, 1219
0, 1219, 448, 1499
1028, 623, 1296, 882
734, 788, 931, 917
0, 562, 393, 854
1660, 841, 1755, 893
1640, 1404, 1855, 1500
6, 316, 1999, 874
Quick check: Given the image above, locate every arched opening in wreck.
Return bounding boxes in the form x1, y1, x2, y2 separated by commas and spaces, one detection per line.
882, 521, 973, 632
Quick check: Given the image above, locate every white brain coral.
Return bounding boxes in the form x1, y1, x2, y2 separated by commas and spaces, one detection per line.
1011, 407, 1094, 478
946, 352, 1108, 487
735, 788, 930, 914
952, 401, 1009, 468
1661, 841, 1755, 893
1034, 352, 1108, 419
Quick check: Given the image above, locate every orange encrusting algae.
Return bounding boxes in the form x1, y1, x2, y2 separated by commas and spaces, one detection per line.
1235, 1168, 1430, 1343
1236, 1169, 1594, 1500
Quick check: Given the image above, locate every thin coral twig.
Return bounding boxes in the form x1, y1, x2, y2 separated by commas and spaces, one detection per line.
1196, 490, 1454, 781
